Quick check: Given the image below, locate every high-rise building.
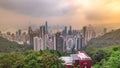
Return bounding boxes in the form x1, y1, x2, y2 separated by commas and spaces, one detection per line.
33, 37, 38, 51
45, 36, 54, 50
53, 35, 56, 50
76, 34, 83, 51
87, 25, 96, 41
54, 32, 64, 52
64, 34, 83, 53
28, 26, 34, 49
82, 25, 96, 46
39, 26, 45, 38
62, 26, 67, 36
33, 36, 44, 51
21, 32, 28, 44
45, 21, 48, 34
82, 26, 87, 46
68, 26, 72, 35
39, 25, 46, 49
66, 36, 74, 53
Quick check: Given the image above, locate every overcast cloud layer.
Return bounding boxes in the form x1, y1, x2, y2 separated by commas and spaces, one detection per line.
0, 0, 73, 17
0, 0, 120, 32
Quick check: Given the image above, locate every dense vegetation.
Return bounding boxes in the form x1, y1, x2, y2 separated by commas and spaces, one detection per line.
0, 37, 30, 52
85, 46, 120, 68
0, 37, 70, 68
0, 50, 69, 68
85, 29, 120, 68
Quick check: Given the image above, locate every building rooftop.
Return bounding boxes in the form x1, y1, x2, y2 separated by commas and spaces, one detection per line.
60, 51, 92, 65
77, 51, 91, 60
60, 56, 73, 65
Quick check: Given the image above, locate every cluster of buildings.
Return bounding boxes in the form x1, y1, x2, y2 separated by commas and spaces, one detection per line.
60, 51, 92, 68
1, 21, 97, 53
1, 29, 29, 45
28, 22, 96, 53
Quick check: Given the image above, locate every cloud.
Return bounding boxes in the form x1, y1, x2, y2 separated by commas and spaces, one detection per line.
0, 0, 120, 32
78, 0, 120, 23
85, 10, 109, 21
0, 0, 72, 17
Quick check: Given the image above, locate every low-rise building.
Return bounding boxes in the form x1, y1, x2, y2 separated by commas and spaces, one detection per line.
60, 51, 92, 68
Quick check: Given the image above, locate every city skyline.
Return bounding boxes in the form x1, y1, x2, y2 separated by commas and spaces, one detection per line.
0, 0, 120, 32
1, 21, 96, 53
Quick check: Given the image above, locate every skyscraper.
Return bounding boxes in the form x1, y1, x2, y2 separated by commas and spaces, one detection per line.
33, 36, 44, 51
62, 26, 67, 36
33, 37, 38, 51
39, 26, 45, 38
28, 26, 34, 49
82, 26, 87, 46
82, 25, 96, 46
76, 34, 83, 50
66, 37, 74, 53
87, 25, 96, 41
68, 26, 72, 35
45, 21, 48, 34
54, 32, 64, 52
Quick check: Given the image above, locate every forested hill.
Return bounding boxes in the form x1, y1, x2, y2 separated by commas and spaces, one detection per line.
0, 37, 30, 53
85, 29, 120, 68
87, 29, 120, 48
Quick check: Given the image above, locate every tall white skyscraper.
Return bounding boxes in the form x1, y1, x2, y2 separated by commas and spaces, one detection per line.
34, 37, 38, 51
33, 36, 44, 51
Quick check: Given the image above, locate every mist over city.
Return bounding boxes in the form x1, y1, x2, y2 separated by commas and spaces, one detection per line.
0, 0, 120, 68
0, 0, 120, 32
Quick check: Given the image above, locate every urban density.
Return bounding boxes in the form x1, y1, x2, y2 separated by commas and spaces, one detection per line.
0, 21, 107, 53
0, 0, 120, 68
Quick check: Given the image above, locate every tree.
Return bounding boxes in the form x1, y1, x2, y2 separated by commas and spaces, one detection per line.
37, 54, 63, 68
0, 50, 68, 68
0, 53, 25, 68
104, 51, 120, 68
92, 49, 110, 64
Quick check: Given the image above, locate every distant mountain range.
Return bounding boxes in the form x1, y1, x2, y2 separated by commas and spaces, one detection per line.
0, 37, 30, 53
87, 29, 120, 48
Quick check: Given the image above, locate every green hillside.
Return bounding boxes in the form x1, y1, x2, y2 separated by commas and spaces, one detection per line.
0, 37, 31, 53
84, 29, 120, 68
88, 29, 120, 48
85, 29, 120, 61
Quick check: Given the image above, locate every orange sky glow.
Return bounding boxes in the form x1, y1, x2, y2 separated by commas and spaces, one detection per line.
0, 0, 120, 32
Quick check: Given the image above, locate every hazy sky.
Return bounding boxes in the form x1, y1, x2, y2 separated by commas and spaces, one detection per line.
0, 0, 120, 32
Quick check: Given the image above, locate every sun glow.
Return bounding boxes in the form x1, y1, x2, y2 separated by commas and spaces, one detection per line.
76, 0, 91, 7
111, 2, 120, 12
105, 1, 120, 13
